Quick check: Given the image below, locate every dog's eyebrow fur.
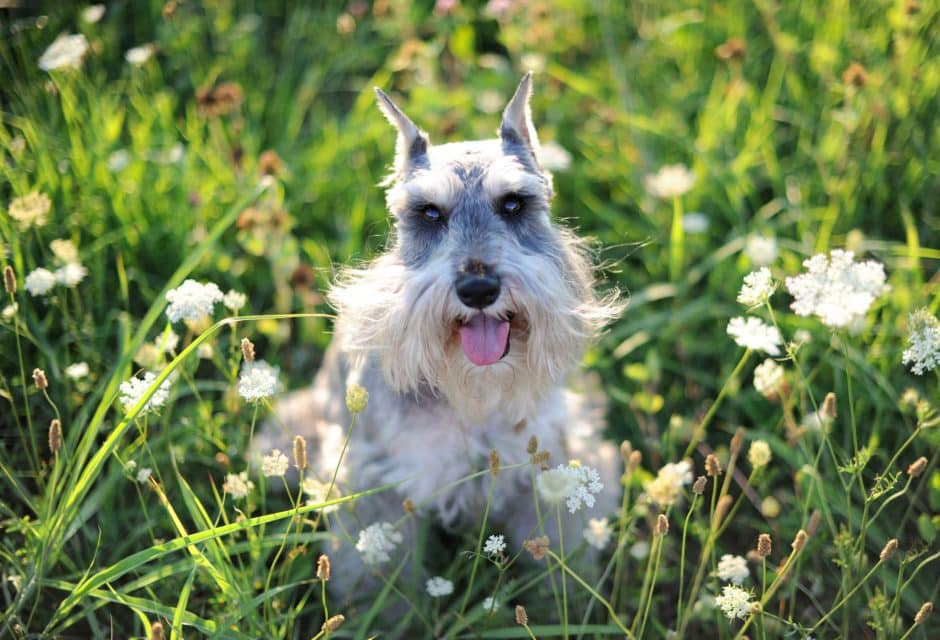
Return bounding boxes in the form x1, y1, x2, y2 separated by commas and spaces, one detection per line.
482, 157, 545, 199
386, 170, 463, 213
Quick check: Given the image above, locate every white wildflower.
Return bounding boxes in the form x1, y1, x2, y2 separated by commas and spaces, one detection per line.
682, 212, 709, 233
55, 263, 87, 287
119, 372, 171, 415
630, 540, 651, 559
107, 149, 130, 172
82, 4, 106, 23
727, 316, 783, 355
717, 554, 749, 585
155, 329, 179, 353
50, 238, 78, 263
39, 33, 89, 71
539, 141, 572, 171
748, 440, 772, 468
482, 596, 500, 612
785, 250, 889, 329
125, 43, 156, 66
136, 468, 152, 484
222, 289, 247, 311
426, 576, 454, 597
483, 534, 506, 557
644, 460, 693, 509
24, 268, 57, 296
645, 164, 695, 199
902, 309, 939, 375
8, 192, 51, 229
165, 279, 224, 323
65, 362, 90, 379
302, 476, 340, 512
744, 235, 778, 266
223, 471, 254, 499
714, 585, 754, 621
355, 522, 403, 565
737, 268, 775, 307
237, 359, 279, 402
753, 358, 784, 396
583, 517, 613, 550
197, 343, 214, 359
2, 303, 17, 321
261, 449, 289, 477
537, 462, 604, 513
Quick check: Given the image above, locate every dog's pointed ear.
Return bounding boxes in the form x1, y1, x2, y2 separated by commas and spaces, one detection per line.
499, 72, 541, 164
375, 87, 430, 180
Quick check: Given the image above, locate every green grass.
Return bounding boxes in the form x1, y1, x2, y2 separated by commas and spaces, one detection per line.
1, 1, 938, 638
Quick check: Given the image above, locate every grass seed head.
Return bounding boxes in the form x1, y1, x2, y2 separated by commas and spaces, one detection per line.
515, 604, 528, 625
240, 337, 255, 363
914, 602, 933, 625
293, 435, 307, 471
489, 449, 500, 477
627, 450, 642, 474
48, 419, 62, 454
907, 456, 927, 477
322, 614, 345, 632
692, 475, 707, 495
807, 510, 822, 536
526, 435, 538, 455
619, 440, 632, 462
705, 453, 722, 477
656, 513, 669, 536
345, 383, 368, 413
33, 368, 48, 390
757, 533, 772, 558
821, 392, 838, 421
792, 529, 808, 552
150, 621, 164, 640
879, 538, 898, 562
317, 554, 331, 581
402, 498, 416, 514
715, 494, 733, 522
523, 535, 550, 560
3, 265, 15, 294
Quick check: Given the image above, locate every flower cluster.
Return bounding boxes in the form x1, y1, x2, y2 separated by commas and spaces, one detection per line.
237, 360, 279, 402
744, 234, 778, 266
119, 372, 171, 415
583, 517, 613, 550
644, 164, 695, 199
644, 460, 693, 509
902, 309, 939, 375
727, 316, 782, 355
39, 33, 89, 71
785, 250, 888, 329
426, 576, 454, 597
716, 554, 749, 585
483, 534, 506, 557
753, 358, 784, 397
7, 192, 51, 229
536, 462, 604, 513
737, 267, 775, 307
223, 471, 254, 499
302, 476, 341, 512
715, 585, 754, 620
261, 449, 289, 477
356, 522, 403, 565
165, 279, 224, 323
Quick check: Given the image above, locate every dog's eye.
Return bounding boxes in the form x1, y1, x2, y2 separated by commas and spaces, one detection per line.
500, 195, 526, 216
421, 205, 443, 223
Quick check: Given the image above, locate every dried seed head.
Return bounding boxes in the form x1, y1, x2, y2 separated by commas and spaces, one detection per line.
3, 265, 15, 294
345, 383, 368, 413
533, 450, 551, 466
515, 604, 528, 626
879, 538, 898, 562
715, 494, 733, 522
806, 510, 822, 536
526, 435, 538, 455
619, 440, 632, 462
627, 450, 642, 474
757, 533, 772, 558
322, 614, 345, 632
907, 456, 928, 478
257, 149, 284, 176
240, 337, 255, 363
150, 621, 164, 640
656, 513, 669, 536
730, 428, 746, 456
48, 419, 62, 455
705, 453, 722, 477
523, 535, 550, 561
489, 449, 500, 477
791, 529, 808, 552
293, 435, 307, 471
843, 62, 867, 88
692, 475, 707, 495
914, 601, 933, 625
821, 392, 837, 421
317, 554, 331, 581
33, 368, 48, 390
402, 498, 416, 514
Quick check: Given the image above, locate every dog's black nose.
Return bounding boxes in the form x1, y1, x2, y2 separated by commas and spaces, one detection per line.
456, 273, 501, 309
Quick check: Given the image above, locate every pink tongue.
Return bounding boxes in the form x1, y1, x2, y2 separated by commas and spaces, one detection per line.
459, 314, 510, 366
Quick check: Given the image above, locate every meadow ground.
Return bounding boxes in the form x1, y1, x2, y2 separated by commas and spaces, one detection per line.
1, 1, 938, 638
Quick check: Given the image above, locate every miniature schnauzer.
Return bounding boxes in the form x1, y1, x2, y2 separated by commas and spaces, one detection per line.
261, 73, 622, 596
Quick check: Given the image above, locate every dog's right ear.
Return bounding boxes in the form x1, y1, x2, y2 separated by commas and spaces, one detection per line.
375, 88, 430, 181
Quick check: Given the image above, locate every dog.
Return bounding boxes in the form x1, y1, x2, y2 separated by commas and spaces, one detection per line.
258, 73, 623, 598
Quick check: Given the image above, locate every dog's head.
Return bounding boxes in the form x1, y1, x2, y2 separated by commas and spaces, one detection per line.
331, 74, 620, 421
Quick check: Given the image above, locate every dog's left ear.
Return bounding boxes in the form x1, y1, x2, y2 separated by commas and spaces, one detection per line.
500, 72, 541, 166
375, 87, 431, 181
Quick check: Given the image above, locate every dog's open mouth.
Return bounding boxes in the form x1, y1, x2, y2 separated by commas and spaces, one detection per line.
458, 312, 513, 366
